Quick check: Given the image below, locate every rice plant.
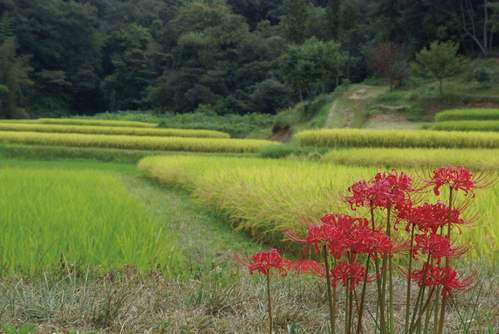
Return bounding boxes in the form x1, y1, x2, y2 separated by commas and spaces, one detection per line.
434, 109, 499, 122
0, 131, 276, 153
432, 120, 499, 132
0, 122, 230, 138
322, 147, 499, 171
295, 128, 499, 149
138, 155, 499, 262
0, 167, 183, 274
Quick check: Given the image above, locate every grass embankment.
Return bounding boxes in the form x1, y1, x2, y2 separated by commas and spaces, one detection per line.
295, 128, 499, 149
0, 166, 183, 274
0, 144, 249, 164
322, 147, 499, 171
138, 155, 499, 261
0, 131, 276, 153
0, 122, 230, 138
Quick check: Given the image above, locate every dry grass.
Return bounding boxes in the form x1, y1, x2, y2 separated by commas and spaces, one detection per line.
0, 261, 497, 333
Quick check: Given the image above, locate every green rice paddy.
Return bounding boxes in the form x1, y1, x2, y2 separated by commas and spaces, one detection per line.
0, 164, 183, 274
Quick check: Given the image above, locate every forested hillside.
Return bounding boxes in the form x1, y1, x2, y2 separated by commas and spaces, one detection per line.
0, 0, 497, 118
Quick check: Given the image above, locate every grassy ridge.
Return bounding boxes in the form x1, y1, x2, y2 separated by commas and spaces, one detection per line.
0, 167, 183, 273
0, 118, 157, 128
0, 122, 230, 138
432, 120, 499, 132
434, 108, 499, 122
138, 155, 499, 260
0, 144, 246, 164
322, 147, 499, 170
0, 131, 276, 153
295, 128, 499, 149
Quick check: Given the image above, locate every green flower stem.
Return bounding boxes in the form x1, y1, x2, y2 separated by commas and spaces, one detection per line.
404, 223, 416, 334
267, 270, 272, 334
437, 188, 454, 334
410, 287, 436, 334
432, 286, 442, 334
324, 244, 336, 334
386, 205, 394, 333
409, 253, 432, 334
370, 201, 387, 334
356, 255, 372, 334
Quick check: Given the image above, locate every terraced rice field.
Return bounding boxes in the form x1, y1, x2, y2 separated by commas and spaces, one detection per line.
295, 128, 499, 149
138, 155, 499, 262
0, 166, 183, 274
0, 122, 230, 138
0, 131, 275, 153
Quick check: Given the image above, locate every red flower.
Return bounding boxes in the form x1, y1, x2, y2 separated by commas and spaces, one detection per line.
403, 262, 475, 298
284, 222, 342, 254
419, 165, 496, 197
412, 233, 470, 265
440, 266, 476, 298
343, 169, 414, 211
234, 248, 288, 277
286, 259, 324, 276
329, 261, 366, 291
397, 201, 469, 234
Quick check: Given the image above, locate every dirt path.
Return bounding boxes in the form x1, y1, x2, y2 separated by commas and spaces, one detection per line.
325, 85, 389, 129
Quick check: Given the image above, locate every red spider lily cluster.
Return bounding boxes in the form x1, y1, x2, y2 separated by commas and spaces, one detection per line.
234, 165, 494, 334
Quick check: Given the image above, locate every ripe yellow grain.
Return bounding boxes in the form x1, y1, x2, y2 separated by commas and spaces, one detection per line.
0, 131, 276, 153
0, 122, 230, 138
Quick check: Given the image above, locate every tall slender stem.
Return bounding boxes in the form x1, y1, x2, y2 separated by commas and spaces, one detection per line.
404, 223, 416, 334
386, 205, 394, 333
324, 244, 336, 334
356, 255, 371, 334
267, 270, 272, 334
437, 188, 454, 334
370, 201, 387, 334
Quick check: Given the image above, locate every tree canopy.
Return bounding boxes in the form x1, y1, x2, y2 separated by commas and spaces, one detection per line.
0, 0, 494, 118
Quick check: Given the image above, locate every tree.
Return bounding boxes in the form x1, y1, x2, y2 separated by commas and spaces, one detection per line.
0, 37, 32, 118
366, 42, 409, 92
410, 40, 467, 96
280, 37, 347, 101
280, 0, 309, 45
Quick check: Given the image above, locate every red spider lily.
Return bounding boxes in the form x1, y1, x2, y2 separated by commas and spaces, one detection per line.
440, 266, 476, 298
284, 223, 342, 254
330, 261, 367, 291
412, 233, 471, 265
356, 229, 395, 259
385, 168, 414, 193
284, 213, 370, 257
342, 169, 414, 211
396, 201, 471, 234
286, 259, 324, 276
234, 249, 288, 277
418, 165, 497, 197
401, 262, 475, 298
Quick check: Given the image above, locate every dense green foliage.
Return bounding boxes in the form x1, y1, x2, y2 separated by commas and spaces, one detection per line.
410, 41, 467, 96
295, 128, 499, 149
434, 109, 499, 122
0, 0, 495, 118
157, 111, 275, 138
